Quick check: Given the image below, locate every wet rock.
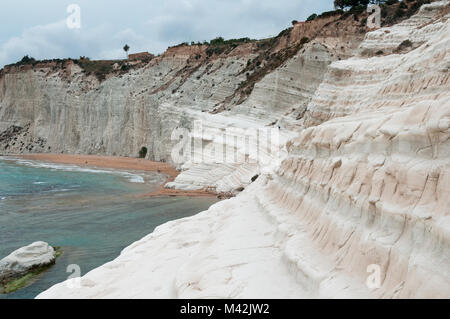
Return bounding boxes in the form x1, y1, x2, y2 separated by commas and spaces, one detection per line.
0, 242, 55, 284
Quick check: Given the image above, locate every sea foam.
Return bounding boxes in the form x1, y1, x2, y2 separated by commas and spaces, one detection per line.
3, 158, 151, 184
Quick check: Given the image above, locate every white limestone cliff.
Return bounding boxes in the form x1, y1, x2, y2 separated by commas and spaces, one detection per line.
36, 1, 450, 299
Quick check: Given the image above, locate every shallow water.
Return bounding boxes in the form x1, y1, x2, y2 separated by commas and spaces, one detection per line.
0, 158, 218, 299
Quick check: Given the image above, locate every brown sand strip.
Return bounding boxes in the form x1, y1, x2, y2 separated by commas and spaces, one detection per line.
16, 154, 217, 198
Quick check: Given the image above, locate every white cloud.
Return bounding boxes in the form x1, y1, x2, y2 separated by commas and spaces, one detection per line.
0, 20, 109, 66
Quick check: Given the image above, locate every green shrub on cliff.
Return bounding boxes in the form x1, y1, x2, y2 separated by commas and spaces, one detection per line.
300, 37, 310, 45
306, 14, 318, 21
334, 0, 370, 9
204, 37, 255, 57
13, 55, 36, 66
385, 0, 398, 5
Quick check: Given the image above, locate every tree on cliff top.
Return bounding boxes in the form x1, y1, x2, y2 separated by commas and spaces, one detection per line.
306, 13, 318, 21
123, 44, 130, 59
334, 0, 385, 9
19, 55, 36, 64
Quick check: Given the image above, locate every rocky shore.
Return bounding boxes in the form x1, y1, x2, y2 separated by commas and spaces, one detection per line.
0, 0, 446, 299
0, 242, 59, 294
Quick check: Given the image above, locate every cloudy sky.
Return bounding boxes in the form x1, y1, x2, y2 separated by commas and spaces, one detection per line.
0, 0, 333, 68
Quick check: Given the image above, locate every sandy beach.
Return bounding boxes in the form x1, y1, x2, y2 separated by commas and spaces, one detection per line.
15, 154, 217, 198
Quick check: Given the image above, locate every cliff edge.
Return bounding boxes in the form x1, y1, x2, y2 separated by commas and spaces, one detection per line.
33, 1, 450, 299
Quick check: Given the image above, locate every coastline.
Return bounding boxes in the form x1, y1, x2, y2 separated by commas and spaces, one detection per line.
11, 154, 217, 198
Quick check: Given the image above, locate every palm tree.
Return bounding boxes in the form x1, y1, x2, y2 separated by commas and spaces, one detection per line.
123, 44, 130, 59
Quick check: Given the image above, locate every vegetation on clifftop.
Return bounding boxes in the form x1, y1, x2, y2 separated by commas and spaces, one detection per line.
3, 55, 152, 82
0, 0, 433, 92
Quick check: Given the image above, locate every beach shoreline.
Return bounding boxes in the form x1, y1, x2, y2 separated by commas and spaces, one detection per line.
10, 154, 217, 198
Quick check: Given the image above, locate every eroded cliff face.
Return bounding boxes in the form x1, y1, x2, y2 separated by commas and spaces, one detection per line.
0, 7, 370, 156
0, 54, 246, 160
0, 8, 369, 194
36, 1, 450, 299
276, 2, 450, 298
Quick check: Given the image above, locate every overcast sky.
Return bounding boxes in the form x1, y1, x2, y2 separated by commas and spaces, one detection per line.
0, 0, 333, 68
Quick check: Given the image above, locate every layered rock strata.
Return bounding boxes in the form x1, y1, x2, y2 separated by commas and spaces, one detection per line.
37, 1, 450, 298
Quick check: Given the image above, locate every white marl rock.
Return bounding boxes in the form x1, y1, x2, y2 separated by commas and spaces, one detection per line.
38, 3, 450, 299
0, 242, 55, 281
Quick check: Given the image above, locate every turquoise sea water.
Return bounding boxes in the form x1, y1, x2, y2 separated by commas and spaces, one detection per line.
0, 157, 218, 299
